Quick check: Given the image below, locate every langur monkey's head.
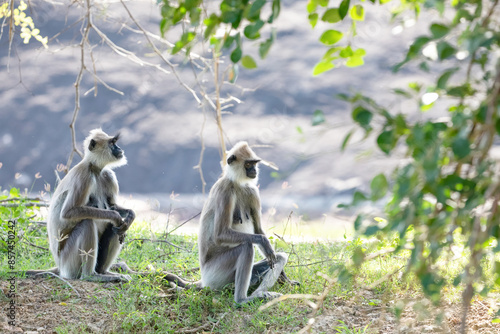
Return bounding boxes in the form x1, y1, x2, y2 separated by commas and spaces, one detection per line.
224, 141, 261, 184
83, 128, 127, 169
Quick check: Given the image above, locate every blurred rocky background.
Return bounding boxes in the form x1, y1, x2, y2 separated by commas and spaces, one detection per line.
0, 0, 434, 225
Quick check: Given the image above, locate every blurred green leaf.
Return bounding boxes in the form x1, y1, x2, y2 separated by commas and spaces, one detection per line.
312, 109, 326, 126
322, 8, 341, 23
452, 137, 470, 159
437, 41, 456, 60
313, 61, 335, 75
377, 129, 395, 154
437, 67, 459, 89
430, 23, 450, 39
339, 0, 350, 19
309, 13, 319, 28
371, 174, 388, 200
346, 56, 364, 67
231, 47, 242, 63
319, 30, 343, 45
352, 106, 372, 131
350, 5, 364, 21
241, 55, 257, 69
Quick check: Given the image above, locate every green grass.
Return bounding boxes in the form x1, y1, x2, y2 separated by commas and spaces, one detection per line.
0, 207, 489, 333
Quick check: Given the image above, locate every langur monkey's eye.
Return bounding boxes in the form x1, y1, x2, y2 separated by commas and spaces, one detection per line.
244, 162, 251, 168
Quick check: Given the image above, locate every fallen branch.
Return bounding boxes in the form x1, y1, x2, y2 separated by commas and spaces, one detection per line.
0, 202, 49, 207
33, 271, 81, 298
179, 322, 212, 333
126, 238, 188, 252
0, 197, 46, 203
23, 240, 49, 251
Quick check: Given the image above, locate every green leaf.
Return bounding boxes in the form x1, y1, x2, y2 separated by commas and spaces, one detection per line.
452, 137, 470, 159
313, 61, 335, 75
341, 129, 354, 151
322, 8, 341, 23
339, 46, 353, 58
437, 67, 459, 90
346, 56, 364, 67
437, 41, 456, 60
354, 214, 363, 231
269, 0, 281, 23
350, 5, 364, 21
430, 23, 450, 39
352, 106, 372, 130
203, 14, 220, 39
393, 88, 412, 98
309, 13, 319, 28
339, 0, 350, 19
230, 47, 242, 63
259, 31, 275, 59
228, 64, 239, 83
371, 174, 388, 200
353, 190, 368, 206
307, 0, 318, 13
377, 129, 395, 154
243, 20, 264, 40
241, 55, 257, 69
247, 0, 266, 20
160, 18, 169, 36
312, 109, 325, 126
319, 30, 343, 45
318, 0, 329, 7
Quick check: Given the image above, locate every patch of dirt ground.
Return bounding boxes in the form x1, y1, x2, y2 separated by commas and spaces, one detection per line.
1, 278, 119, 333
2, 279, 500, 333
312, 291, 500, 334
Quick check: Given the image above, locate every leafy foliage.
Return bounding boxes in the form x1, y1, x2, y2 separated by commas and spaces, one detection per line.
159, 0, 280, 68
340, 0, 500, 318
307, 0, 376, 74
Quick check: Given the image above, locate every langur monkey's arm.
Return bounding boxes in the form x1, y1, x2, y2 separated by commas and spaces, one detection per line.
212, 185, 277, 268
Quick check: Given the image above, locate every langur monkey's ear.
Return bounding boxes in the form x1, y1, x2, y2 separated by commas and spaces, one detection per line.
88, 139, 97, 151
227, 154, 237, 165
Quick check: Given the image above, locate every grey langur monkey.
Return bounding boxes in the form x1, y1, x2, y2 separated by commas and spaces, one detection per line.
45, 128, 134, 282
198, 141, 297, 304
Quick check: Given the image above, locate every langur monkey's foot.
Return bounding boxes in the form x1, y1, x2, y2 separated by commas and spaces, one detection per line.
235, 291, 282, 307
82, 272, 131, 283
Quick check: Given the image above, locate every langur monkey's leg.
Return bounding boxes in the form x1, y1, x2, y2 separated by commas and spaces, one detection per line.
95, 224, 127, 279
202, 244, 286, 304
59, 220, 128, 282
248, 252, 288, 301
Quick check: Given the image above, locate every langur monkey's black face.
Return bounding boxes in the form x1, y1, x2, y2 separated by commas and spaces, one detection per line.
109, 134, 123, 159
88, 133, 123, 160
244, 160, 260, 179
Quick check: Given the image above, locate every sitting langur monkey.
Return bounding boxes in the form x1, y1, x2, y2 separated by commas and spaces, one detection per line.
46, 128, 135, 282
199, 142, 296, 304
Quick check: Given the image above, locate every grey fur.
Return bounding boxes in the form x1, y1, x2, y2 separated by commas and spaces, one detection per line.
45, 129, 135, 282
198, 141, 290, 304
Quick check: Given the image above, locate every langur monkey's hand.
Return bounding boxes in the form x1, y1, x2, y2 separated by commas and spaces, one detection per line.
112, 209, 135, 235
260, 236, 277, 269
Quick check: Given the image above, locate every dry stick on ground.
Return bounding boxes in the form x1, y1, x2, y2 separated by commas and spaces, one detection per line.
0, 197, 46, 203
259, 272, 337, 333
126, 238, 188, 252
0, 202, 49, 207
32, 271, 81, 298
179, 322, 212, 333
23, 240, 49, 251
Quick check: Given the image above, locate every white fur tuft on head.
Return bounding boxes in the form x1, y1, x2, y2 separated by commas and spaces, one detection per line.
224, 141, 260, 184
